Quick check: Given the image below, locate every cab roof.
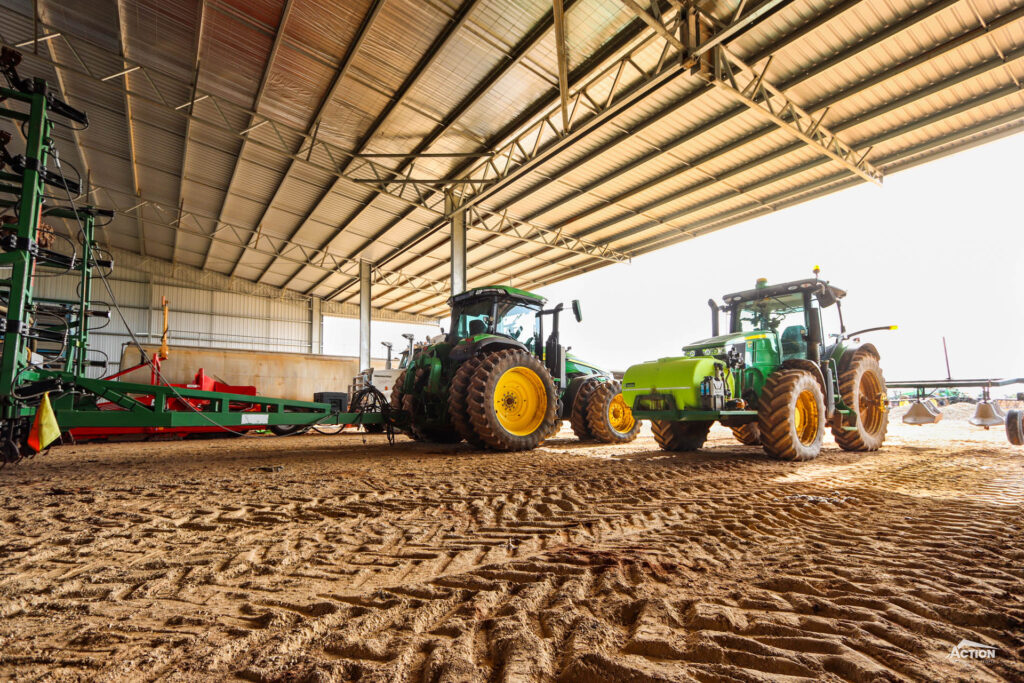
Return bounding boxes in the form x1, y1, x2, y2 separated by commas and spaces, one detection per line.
448, 285, 546, 308
722, 279, 847, 306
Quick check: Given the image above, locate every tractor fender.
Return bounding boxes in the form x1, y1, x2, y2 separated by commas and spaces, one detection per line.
563, 373, 609, 418
449, 337, 527, 363
836, 342, 880, 375
780, 359, 833, 417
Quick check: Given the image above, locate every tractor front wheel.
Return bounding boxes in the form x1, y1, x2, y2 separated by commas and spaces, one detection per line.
651, 420, 710, 451
832, 352, 888, 451
758, 369, 825, 461
586, 381, 640, 443
730, 423, 760, 446
466, 349, 557, 451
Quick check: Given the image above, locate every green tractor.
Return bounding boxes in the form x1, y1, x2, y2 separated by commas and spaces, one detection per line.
393, 286, 639, 450
622, 272, 891, 461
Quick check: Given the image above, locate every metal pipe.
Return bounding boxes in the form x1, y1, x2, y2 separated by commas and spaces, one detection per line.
359, 260, 371, 371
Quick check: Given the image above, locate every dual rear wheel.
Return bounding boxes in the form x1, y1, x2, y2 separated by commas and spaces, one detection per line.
395, 348, 640, 451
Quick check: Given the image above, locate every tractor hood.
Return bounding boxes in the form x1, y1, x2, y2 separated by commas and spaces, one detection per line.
682, 332, 750, 358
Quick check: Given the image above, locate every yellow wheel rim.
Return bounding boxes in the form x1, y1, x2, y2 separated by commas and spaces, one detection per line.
794, 389, 819, 445
858, 371, 884, 434
494, 366, 547, 436
607, 393, 635, 434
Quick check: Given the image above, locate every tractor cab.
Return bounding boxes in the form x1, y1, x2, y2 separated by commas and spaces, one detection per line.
720, 277, 847, 364
448, 286, 544, 351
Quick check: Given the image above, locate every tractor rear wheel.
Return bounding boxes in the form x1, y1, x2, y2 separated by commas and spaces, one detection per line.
651, 420, 710, 451
448, 355, 488, 448
832, 352, 888, 451
1006, 409, 1024, 446
758, 369, 825, 461
570, 378, 601, 441
586, 381, 640, 443
466, 348, 557, 451
730, 423, 760, 446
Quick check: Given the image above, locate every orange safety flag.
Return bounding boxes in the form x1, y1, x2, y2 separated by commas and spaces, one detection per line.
27, 392, 60, 452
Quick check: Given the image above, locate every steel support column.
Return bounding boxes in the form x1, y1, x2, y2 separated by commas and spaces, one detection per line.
446, 192, 467, 296
359, 260, 371, 371
311, 296, 322, 355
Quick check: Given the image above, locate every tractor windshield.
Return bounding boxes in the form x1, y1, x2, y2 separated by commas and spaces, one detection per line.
734, 293, 805, 333
450, 299, 494, 340
494, 302, 539, 349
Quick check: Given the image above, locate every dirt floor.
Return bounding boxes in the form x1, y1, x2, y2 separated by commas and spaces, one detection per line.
1, 415, 1022, 682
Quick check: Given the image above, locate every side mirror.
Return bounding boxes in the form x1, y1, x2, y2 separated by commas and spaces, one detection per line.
571, 299, 583, 323
818, 287, 837, 308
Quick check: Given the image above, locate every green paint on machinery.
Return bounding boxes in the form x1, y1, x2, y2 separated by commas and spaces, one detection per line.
623, 271, 894, 461
0, 48, 396, 464
395, 287, 640, 451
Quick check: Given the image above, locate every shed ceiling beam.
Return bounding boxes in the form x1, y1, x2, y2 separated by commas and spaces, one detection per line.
560, 79, 1024, 282
446, 0, 792, 215
291, 0, 588, 298
461, 0, 1021, 287
629, 106, 1024, 257
330, 1, 715, 303
76, 181, 450, 296
200, 0, 294, 271
411, 107, 1024, 316
553, 0, 571, 132
224, 0, 386, 279
367, 0, 865, 304
111, 0, 145, 258
403, 73, 1024, 315
172, 0, 207, 265
567, 8, 1024, 241
265, 0, 485, 291
706, 44, 882, 183
366, 0, 793, 309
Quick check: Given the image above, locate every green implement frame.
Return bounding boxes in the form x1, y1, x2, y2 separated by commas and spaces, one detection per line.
0, 74, 393, 463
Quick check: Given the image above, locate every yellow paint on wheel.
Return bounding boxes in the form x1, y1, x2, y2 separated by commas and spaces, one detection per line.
858, 371, 884, 434
494, 366, 547, 436
794, 389, 819, 445
607, 393, 635, 434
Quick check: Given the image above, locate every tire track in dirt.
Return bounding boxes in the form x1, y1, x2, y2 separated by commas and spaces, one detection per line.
0, 426, 1021, 681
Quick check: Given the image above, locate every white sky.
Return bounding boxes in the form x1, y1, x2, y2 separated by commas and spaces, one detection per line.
328, 133, 1024, 388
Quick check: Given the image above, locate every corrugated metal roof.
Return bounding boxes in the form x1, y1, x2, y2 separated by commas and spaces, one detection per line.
2, 0, 1021, 318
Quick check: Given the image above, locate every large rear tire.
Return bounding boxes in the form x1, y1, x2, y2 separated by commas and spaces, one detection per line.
730, 423, 760, 446
448, 355, 488, 448
467, 349, 557, 451
758, 369, 825, 461
570, 378, 601, 441
651, 420, 710, 451
586, 381, 640, 444
832, 352, 888, 451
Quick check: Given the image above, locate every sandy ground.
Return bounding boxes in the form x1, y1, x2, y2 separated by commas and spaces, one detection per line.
1, 416, 1022, 682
